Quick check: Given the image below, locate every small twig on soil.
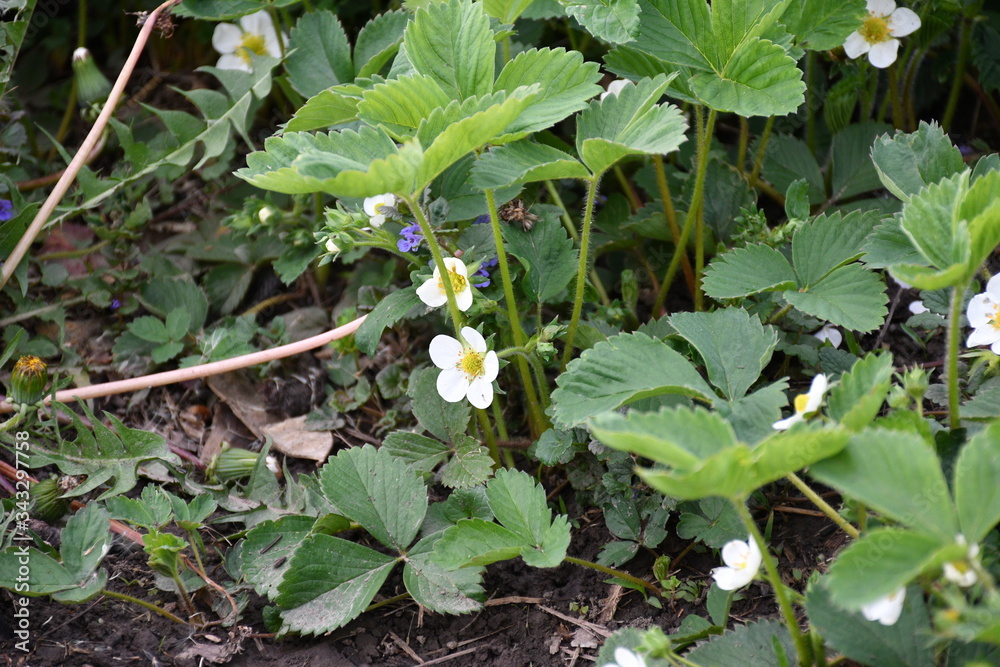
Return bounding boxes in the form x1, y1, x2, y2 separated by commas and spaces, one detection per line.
417, 647, 478, 666
387, 631, 425, 663
772, 505, 826, 518
538, 605, 612, 638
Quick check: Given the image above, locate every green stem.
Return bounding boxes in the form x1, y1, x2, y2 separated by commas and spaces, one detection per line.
489, 400, 514, 467
477, 408, 501, 467
544, 180, 579, 243
805, 51, 816, 154
406, 195, 464, 338
888, 62, 905, 131
528, 354, 551, 410
732, 500, 811, 666
786, 472, 859, 539
765, 302, 794, 326
653, 154, 695, 298
171, 574, 196, 617
613, 164, 642, 213
737, 116, 748, 176
941, 16, 972, 132
561, 176, 601, 370
563, 556, 661, 597
693, 107, 717, 312
101, 589, 189, 625
484, 189, 547, 435
748, 115, 774, 188
947, 284, 967, 430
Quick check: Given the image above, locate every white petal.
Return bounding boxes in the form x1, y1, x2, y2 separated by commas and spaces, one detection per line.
908, 300, 929, 315
888, 7, 921, 37
216, 53, 252, 72
966, 325, 1000, 349
466, 376, 494, 409
711, 565, 754, 590
483, 351, 499, 383
814, 324, 843, 348
745, 537, 763, 572
992, 339, 1000, 355
601, 79, 629, 101
943, 562, 977, 587
212, 22, 243, 54
239, 10, 274, 36
967, 293, 998, 326
613, 647, 647, 667
429, 334, 463, 369
369, 213, 386, 229
325, 238, 339, 253
868, 39, 900, 68
720, 539, 751, 568
804, 374, 828, 413
456, 287, 474, 311
985, 274, 1000, 299
861, 588, 906, 625
417, 277, 447, 308
443, 257, 468, 277
867, 0, 896, 17
843, 31, 871, 59
772, 413, 804, 430
437, 368, 470, 403
460, 326, 487, 352
262, 32, 283, 58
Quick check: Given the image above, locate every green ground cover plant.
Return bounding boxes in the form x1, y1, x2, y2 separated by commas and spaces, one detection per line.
1, 0, 999, 664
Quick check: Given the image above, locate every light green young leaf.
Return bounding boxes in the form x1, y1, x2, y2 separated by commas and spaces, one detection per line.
807, 581, 933, 667
409, 367, 472, 443
575, 73, 687, 175
521, 515, 571, 568
354, 10, 408, 78
502, 207, 578, 303
792, 210, 881, 286
241, 515, 318, 598
701, 243, 797, 299
590, 406, 740, 469
953, 422, 1000, 545
780, 0, 866, 50
783, 263, 888, 332
871, 121, 967, 202
826, 353, 894, 431
494, 47, 603, 140
558, 0, 640, 44
471, 141, 590, 189
275, 534, 397, 635
898, 170, 971, 271
711, 0, 790, 64
357, 74, 454, 137
810, 430, 959, 539
486, 468, 553, 545
319, 445, 427, 551
483, 0, 537, 22
550, 332, 715, 428
603, 46, 699, 105
415, 92, 514, 146
888, 263, 967, 291
432, 519, 527, 568
28, 403, 179, 500
284, 87, 361, 132
670, 308, 777, 401
824, 529, 952, 610
285, 11, 355, 98
404, 0, 495, 99
105, 486, 174, 529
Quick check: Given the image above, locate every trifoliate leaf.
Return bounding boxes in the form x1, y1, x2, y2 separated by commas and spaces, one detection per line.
284, 86, 361, 132
241, 516, 318, 598
780, 0, 866, 51
871, 121, 966, 202
403, 550, 485, 613
792, 209, 881, 286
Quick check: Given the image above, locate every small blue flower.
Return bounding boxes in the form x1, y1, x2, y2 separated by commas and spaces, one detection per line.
110, 298, 122, 311
0, 199, 13, 222
473, 215, 490, 225
472, 256, 499, 288
397, 223, 423, 252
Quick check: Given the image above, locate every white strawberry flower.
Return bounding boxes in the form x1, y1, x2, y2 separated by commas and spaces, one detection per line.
772, 374, 828, 430
417, 257, 474, 312
212, 10, 285, 73
429, 327, 499, 409
861, 587, 906, 625
843, 0, 921, 69
600, 646, 647, 667
966, 275, 1000, 354
942, 535, 980, 587
363, 193, 396, 228
711, 536, 762, 591
813, 323, 843, 348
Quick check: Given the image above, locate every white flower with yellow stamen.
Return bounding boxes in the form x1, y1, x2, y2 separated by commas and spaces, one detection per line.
429, 327, 499, 409
772, 374, 828, 430
967, 275, 1000, 354
417, 257, 474, 312
943, 535, 980, 587
843, 0, 921, 69
363, 193, 396, 228
212, 11, 285, 73
711, 536, 762, 591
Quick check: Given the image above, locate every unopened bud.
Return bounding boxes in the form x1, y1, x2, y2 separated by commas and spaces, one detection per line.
72, 47, 112, 106
10, 356, 48, 405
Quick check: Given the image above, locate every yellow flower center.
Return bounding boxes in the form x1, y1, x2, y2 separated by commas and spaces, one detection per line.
859, 15, 891, 44
949, 560, 970, 575
14, 355, 47, 377
989, 304, 1000, 330
237, 33, 268, 64
793, 393, 811, 414
459, 348, 485, 378
373, 202, 385, 214
438, 268, 468, 294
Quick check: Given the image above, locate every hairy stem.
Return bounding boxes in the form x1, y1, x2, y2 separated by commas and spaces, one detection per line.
561, 176, 601, 369
564, 556, 661, 597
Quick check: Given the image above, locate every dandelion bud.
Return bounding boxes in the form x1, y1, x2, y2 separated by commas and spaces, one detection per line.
72, 47, 112, 106
10, 355, 48, 405
30, 477, 71, 523
208, 444, 277, 482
